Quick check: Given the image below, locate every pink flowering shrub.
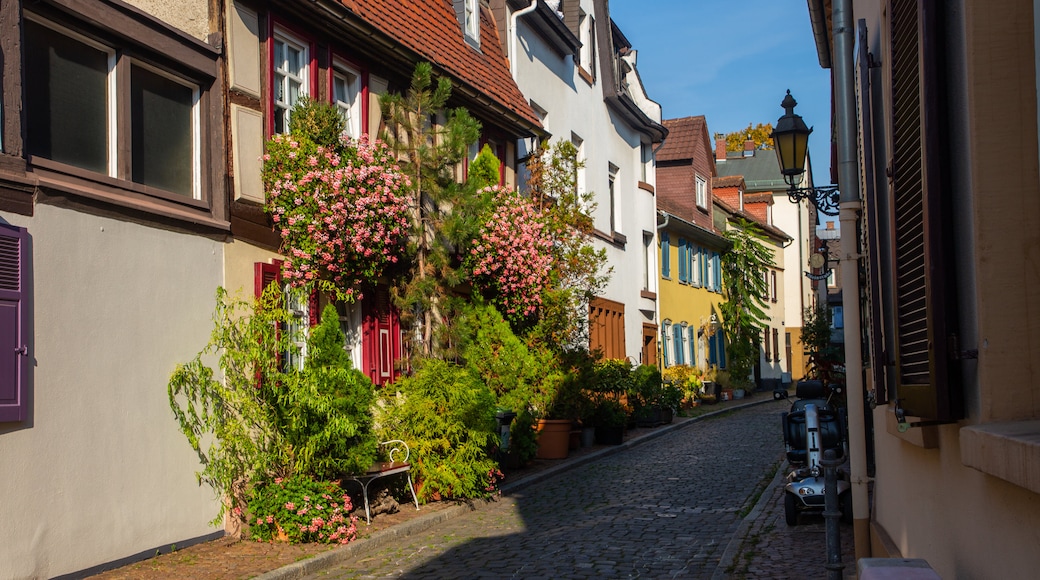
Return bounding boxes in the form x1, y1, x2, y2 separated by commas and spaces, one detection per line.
263, 134, 411, 302
467, 186, 554, 321
247, 476, 359, 544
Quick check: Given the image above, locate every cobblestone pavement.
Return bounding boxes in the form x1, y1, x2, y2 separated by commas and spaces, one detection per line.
298, 400, 792, 579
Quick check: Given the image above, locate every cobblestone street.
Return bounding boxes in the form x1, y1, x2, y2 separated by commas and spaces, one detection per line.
300, 401, 793, 579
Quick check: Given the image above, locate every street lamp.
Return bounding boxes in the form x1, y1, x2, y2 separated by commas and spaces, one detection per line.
771, 90, 840, 216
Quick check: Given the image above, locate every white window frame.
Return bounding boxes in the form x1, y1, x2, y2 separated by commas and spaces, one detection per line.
691, 246, 702, 287
464, 0, 480, 42
661, 321, 672, 367
579, 12, 596, 74
608, 163, 620, 234
707, 251, 716, 292
332, 59, 362, 139
273, 28, 309, 135
696, 174, 708, 209
284, 284, 309, 371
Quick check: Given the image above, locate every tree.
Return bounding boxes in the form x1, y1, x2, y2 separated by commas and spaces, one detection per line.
800, 305, 844, 384
521, 140, 611, 349
380, 62, 482, 357
724, 122, 774, 152
719, 219, 775, 388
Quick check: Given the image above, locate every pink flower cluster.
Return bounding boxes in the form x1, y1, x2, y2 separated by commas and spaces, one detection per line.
264, 134, 411, 301
468, 186, 554, 319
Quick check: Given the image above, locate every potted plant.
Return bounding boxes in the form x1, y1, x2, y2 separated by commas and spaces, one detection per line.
592, 397, 629, 445
631, 364, 663, 427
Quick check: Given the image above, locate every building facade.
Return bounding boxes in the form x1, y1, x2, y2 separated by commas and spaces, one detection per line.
498, 0, 667, 363
810, 0, 1040, 575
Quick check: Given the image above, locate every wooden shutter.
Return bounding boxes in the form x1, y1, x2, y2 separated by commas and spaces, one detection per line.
362, 285, 400, 386
660, 232, 670, 278
887, 0, 961, 420
254, 260, 282, 298
589, 297, 626, 360
859, 19, 891, 404
0, 225, 28, 422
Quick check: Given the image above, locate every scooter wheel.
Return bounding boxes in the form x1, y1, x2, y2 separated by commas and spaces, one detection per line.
784, 492, 799, 526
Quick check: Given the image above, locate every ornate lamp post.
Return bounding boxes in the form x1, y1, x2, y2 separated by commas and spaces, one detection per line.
771, 90, 840, 216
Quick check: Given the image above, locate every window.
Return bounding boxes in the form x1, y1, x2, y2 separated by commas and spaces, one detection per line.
673, 324, 685, 365
832, 306, 844, 330
571, 133, 586, 202
579, 12, 596, 76
707, 252, 716, 292
763, 327, 771, 361
696, 175, 708, 209
660, 232, 671, 279
332, 60, 362, 138
273, 28, 310, 134
608, 163, 619, 234
688, 326, 697, 367
25, 16, 203, 200
641, 142, 651, 182
690, 246, 702, 287
455, 0, 480, 48
770, 270, 778, 302
642, 232, 653, 291
255, 261, 313, 372
773, 328, 780, 363
0, 225, 30, 422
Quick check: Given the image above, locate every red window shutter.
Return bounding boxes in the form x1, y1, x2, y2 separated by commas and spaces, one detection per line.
254, 260, 282, 298
0, 225, 29, 422
362, 285, 401, 386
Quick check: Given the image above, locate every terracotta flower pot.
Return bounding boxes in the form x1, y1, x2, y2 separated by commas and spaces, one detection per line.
535, 419, 571, 459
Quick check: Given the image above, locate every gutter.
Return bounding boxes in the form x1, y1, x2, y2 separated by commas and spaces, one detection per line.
510, 1, 540, 80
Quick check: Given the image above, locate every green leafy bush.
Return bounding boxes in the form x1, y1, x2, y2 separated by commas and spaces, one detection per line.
275, 304, 378, 479
247, 475, 357, 544
376, 358, 499, 501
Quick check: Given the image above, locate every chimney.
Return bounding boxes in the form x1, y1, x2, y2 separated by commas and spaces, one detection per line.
715, 134, 727, 162
743, 135, 755, 157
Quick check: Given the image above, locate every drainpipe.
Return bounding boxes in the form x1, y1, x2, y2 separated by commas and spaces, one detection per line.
832, 0, 870, 559
510, 1, 540, 80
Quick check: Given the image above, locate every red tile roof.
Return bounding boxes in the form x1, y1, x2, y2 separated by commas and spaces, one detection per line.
339, 0, 541, 131
659, 116, 708, 162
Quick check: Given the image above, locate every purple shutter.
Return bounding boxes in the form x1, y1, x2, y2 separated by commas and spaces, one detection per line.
0, 225, 29, 422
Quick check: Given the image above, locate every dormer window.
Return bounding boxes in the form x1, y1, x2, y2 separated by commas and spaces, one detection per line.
578, 11, 596, 79
455, 0, 480, 49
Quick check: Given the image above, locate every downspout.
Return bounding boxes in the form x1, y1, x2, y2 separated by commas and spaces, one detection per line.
510, 1, 540, 80
832, 0, 870, 559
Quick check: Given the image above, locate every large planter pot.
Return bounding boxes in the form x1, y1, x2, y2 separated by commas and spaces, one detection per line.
595, 425, 624, 445
661, 407, 674, 424
635, 406, 663, 427
535, 419, 572, 459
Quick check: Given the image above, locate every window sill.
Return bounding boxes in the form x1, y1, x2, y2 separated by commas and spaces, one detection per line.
640, 290, 657, 300
32, 165, 229, 232
592, 228, 626, 248
637, 181, 655, 194
577, 66, 595, 86
961, 420, 1040, 495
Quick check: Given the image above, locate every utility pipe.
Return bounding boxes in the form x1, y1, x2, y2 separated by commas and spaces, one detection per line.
510, 1, 539, 80
831, 0, 870, 559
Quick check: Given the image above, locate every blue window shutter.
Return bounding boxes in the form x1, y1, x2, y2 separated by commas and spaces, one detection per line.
661, 233, 670, 278
673, 324, 684, 364
661, 323, 671, 366
713, 253, 722, 291
0, 225, 29, 422
678, 239, 687, 282
719, 331, 727, 368
708, 334, 717, 366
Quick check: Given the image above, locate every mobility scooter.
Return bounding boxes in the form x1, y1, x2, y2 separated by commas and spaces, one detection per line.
780, 380, 852, 525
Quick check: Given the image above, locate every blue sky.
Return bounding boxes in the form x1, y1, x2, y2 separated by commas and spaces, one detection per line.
608, 0, 833, 184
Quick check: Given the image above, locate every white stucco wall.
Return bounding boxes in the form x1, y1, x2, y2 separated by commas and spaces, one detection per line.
513, 0, 660, 361
0, 205, 224, 579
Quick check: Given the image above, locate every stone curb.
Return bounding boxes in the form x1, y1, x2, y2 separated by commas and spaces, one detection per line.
711, 459, 789, 579
255, 396, 776, 580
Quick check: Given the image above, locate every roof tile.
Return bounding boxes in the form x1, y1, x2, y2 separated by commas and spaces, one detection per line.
341, 0, 541, 129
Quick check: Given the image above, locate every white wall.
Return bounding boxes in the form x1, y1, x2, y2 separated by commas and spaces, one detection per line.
514, 0, 660, 361
0, 205, 224, 579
